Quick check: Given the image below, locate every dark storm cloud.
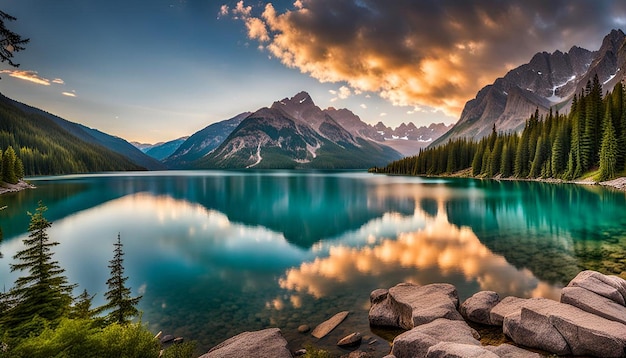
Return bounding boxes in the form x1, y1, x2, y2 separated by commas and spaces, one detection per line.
227, 0, 626, 116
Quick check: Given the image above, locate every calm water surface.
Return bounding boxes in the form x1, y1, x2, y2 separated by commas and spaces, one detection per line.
1, 171, 626, 355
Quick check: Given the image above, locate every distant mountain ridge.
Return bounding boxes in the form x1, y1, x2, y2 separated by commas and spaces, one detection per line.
0, 93, 147, 175
432, 29, 626, 147
159, 93, 451, 168
192, 92, 403, 169
2, 94, 164, 170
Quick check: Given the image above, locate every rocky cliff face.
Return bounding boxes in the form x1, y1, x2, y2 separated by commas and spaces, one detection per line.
432, 29, 626, 146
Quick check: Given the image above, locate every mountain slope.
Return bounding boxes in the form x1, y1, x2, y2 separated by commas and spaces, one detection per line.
0, 93, 144, 175
193, 92, 402, 169
3, 94, 164, 170
164, 112, 250, 168
143, 137, 188, 161
432, 29, 626, 147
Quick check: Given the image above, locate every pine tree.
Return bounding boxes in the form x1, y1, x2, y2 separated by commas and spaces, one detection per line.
2, 146, 17, 184
2, 201, 74, 333
599, 105, 618, 181
14, 156, 24, 180
70, 289, 100, 320
102, 233, 141, 325
471, 145, 484, 176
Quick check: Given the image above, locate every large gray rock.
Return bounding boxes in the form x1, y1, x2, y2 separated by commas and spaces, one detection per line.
488, 296, 526, 326
200, 328, 292, 358
549, 303, 626, 357
490, 297, 555, 327
567, 270, 626, 306
391, 318, 480, 358
561, 286, 626, 325
426, 342, 499, 358
504, 304, 570, 355
502, 297, 626, 357
369, 283, 462, 330
460, 291, 500, 325
483, 343, 542, 358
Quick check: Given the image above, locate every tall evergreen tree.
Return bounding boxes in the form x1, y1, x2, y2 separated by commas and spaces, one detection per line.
2, 202, 74, 333
599, 104, 618, 181
2, 145, 17, 184
102, 233, 141, 325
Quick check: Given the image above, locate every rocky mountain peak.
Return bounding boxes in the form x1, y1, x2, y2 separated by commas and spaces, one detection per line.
272, 91, 315, 109
431, 29, 625, 147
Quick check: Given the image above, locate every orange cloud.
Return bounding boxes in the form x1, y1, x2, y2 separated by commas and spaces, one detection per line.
229, 0, 626, 118
1, 70, 51, 86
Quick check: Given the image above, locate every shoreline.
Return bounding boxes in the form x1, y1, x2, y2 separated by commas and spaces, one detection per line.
0, 180, 35, 196
408, 168, 626, 193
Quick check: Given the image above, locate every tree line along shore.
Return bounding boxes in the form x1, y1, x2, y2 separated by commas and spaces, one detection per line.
372, 76, 626, 186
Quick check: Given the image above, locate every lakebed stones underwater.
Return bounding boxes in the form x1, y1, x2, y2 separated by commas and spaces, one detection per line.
202, 269, 626, 357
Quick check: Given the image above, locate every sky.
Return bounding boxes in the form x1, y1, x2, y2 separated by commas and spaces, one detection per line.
1, 0, 626, 143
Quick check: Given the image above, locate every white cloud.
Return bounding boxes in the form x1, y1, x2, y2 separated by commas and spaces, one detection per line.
62, 91, 77, 97
360, 103, 367, 109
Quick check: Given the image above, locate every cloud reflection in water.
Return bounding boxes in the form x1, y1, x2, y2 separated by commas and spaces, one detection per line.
280, 200, 562, 301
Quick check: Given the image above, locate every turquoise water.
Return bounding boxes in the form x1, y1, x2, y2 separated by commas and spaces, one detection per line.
1, 171, 626, 355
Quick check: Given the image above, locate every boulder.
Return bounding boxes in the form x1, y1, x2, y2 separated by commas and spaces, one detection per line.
311, 311, 349, 338
549, 304, 626, 357
200, 328, 291, 358
561, 286, 626, 325
490, 297, 554, 326
502, 297, 626, 357
567, 270, 626, 306
460, 291, 500, 325
391, 318, 480, 358
483, 343, 542, 358
337, 332, 362, 347
341, 351, 371, 358
369, 283, 462, 330
504, 305, 570, 355
488, 296, 526, 326
426, 342, 499, 358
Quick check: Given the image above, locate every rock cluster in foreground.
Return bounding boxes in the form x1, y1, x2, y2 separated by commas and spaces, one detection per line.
370, 270, 626, 358
201, 270, 626, 357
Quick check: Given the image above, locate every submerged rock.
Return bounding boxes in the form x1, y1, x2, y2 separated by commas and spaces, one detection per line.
311, 311, 350, 339
369, 283, 462, 330
200, 328, 291, 358
337, 332, 362, 347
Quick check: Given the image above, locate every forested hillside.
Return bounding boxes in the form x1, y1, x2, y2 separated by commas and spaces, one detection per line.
0, 95, 143, 175
374, 75, 626, 182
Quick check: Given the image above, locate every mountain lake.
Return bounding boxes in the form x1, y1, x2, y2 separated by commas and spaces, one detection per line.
1, 170, 625, 355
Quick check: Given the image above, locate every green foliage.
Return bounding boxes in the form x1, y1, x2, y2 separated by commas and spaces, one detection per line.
2, 318, 160, 358
376, 80, 625, 182
101, 234, 141, 325
161, 341, 197, 358
2, 202, 75, 335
